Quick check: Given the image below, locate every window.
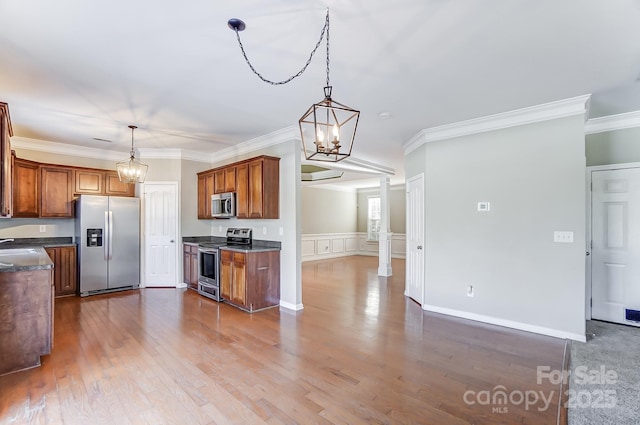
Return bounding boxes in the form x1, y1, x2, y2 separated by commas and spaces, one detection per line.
367, 196, 381, 241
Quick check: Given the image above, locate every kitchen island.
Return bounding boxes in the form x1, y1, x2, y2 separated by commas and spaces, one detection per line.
0, 247, 54, 375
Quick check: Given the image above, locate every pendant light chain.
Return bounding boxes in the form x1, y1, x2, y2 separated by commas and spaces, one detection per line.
129, 125, 137, 157
231, 9, 330, 86
325, 10, 330, 88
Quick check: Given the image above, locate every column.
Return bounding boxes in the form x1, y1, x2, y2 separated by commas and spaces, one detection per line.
378, 175, 392, 276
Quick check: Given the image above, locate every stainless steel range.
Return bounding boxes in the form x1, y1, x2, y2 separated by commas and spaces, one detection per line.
197, 228, 252, 301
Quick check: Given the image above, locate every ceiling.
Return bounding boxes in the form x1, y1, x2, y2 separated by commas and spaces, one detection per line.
2, 0, 640, 188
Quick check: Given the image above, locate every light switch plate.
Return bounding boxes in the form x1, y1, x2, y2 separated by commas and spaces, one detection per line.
39, 225, 46, 233
554, 231, 574, 243
477, 202, 490, 212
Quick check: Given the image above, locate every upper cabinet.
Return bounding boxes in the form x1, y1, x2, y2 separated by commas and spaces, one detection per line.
235, 157, 279, 219
197, 171, 215, 219
197, 155, 279, 220
0, 102, 13, 217
74, 169, 135, 197
12, 156, 40, 218
40, 166, 74, 218
11, 155, 136, 219
224, 166, 236, 192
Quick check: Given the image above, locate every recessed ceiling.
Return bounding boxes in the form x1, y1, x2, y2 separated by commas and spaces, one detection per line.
2, 0, 640, 187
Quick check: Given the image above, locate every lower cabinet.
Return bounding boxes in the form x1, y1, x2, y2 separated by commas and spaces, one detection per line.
44, 245, 77, 297
219, 248, 280, 312
183, 243, 199, 290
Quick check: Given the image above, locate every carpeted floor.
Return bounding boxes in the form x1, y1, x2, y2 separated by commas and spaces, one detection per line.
568, 320, 640, 425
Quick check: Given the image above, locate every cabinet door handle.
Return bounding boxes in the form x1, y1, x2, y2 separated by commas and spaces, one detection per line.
257, 267, 269, 271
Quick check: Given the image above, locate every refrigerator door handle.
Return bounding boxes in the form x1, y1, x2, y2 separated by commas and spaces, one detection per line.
108, 210, 114, 260
104, 210, 109, 261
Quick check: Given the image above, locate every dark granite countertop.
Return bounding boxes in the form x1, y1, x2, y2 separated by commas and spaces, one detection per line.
0, 247, 54, 272
0, 237, 75, 248
182, 236, 226, 245
182, 235, 281, 252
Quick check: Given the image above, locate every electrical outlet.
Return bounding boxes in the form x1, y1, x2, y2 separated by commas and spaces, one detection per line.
39, 225, 46, 233
279, 227, 284, 236
262, 226, 267, 235
467, 285, 474, 297
218, 225, 222, 232
553, 231, 574, 243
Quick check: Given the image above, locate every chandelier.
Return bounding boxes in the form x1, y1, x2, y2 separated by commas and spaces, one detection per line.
228, 9, 359, 162
116, 125, 148, 183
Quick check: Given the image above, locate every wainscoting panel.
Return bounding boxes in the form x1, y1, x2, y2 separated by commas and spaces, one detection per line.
302, 233, 406, 262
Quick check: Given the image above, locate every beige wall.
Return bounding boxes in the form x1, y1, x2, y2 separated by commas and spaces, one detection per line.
180, 159, 213, 236
586, 127, 640, 166
408, 114, 586, 339
356, 187, 405, 234
301, 187, 357, 234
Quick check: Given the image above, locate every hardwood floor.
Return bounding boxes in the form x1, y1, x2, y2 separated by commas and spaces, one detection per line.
0, 256, 567, 424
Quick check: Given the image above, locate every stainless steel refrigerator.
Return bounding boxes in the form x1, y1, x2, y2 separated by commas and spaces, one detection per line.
75, 195, 140, 296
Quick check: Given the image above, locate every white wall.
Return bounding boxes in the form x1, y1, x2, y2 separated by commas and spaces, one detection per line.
209, 139, 302, 310
586, 127, 640, 166
407, 115, 586, 340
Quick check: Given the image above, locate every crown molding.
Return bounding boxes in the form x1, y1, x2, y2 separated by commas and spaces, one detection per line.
13, 136, 213, 163
403, 94, 591, 154
11, 136, 124, 161
585, 110, 640, 135
212, 126, 299, 164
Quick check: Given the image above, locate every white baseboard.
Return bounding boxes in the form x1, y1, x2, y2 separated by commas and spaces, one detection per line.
423, 304, 586, 342
280, 300, 304, 311
301, 232, 406, 262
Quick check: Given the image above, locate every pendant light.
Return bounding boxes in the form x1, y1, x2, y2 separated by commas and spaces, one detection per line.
228, 9, 359, 162
116, 125, 148, 183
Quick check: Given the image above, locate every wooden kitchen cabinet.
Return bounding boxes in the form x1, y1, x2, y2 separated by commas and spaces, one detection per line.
45, 245, 77, 297
74, 168, 103, 194
0, 102, 12, 217
214, 169, 225, 194
219, 248, 280, 312
239, 156, 280, 219
235, 163, 249, 218
104, 171, 135, 196
183, 243, 199, 290
197, 171, 215, 219
197, 155, 279, 220
12, 156, 40, 218
0, 268, 53, 375
74, 169, 135, 197
224, 166, 236, 192
40, 166, 74, 218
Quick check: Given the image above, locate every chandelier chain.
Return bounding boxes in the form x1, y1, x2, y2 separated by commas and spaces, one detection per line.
232, 9, 330, 86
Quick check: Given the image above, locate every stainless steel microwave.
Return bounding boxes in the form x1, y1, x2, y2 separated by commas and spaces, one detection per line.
211, 192, 235, 218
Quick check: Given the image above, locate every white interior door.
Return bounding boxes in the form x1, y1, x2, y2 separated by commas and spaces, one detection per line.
405, 174, 425, 305
591, 168, 640, 326
143, 182, 178, 287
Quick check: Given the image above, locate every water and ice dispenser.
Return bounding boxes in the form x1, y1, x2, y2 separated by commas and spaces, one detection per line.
86, 229, 103, 247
